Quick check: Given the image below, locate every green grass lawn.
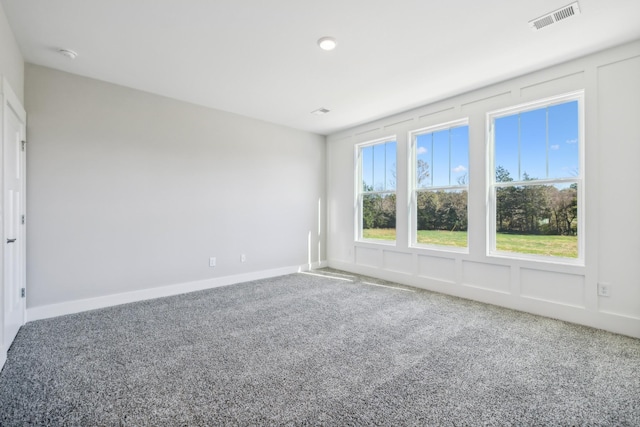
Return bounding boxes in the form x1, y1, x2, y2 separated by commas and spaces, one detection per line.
363, 228, 577, 258
496, 233, 577, 258
363, 228, 397, 241
417, 230, 468, 247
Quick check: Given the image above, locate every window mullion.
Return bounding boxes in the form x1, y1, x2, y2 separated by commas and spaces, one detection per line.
545, 107, 549, 179
383, 142, 387, 191
517, 113, 522, 181
430, 132, 434, 187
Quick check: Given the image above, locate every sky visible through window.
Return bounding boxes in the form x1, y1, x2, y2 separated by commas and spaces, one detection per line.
362, 141, 396, 192
416, 125, 469, 188
362, 101, 577, 192
495, 100, 579, 182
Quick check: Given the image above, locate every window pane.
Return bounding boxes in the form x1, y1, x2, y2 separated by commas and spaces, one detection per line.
495, 100, 579, 183
416, 189, 468, 247
359, 139, 397, 243
520, 108, 547, 180
450, 126, 469, 185
362, 145, 373, 191
415, 126, 468, 188
494, 115, 519, 182
496, 183, 578, 258
372, 143, 386, 191
364, 141, 396, 192
548, 101, 579, 179
416, 133, 432, 188
386, 142, 397, 191
362, 193, 396, 240
432, 129, 450, 187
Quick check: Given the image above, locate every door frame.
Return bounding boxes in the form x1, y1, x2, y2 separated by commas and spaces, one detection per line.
1, 77, 27, 368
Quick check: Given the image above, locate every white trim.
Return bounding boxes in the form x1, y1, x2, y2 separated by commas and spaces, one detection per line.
2, 77, 26, 122
26, 261, 327, 322
0, 88, 3, 375
355, 136, 398, 244
408, 119, 470, 251
0, 345, 6, 372
327, 259, 640, 339
355, 134, 396, 148
2, 77, 28, 361
409, 117, 469, 140
486, 90, 584, 264
487, 90, 584, 120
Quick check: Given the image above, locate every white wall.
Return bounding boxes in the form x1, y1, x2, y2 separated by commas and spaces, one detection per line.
0, 1, 23, 103
25, 64, 326, 315
327, 40, 640, 338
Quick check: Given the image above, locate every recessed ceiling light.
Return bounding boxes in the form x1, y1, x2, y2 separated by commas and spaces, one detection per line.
311, 108, 331, 115
317, 37, 337, 51
58, 49, 78, 59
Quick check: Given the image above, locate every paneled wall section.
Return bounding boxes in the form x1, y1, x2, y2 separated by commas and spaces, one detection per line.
327, 40, 640, 338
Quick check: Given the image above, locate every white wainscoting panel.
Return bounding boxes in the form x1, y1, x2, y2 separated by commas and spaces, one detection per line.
520, 268, 586, 308
355, 246, 383, 268
462, 261, 511, 293
417, 255, 456, 283
384, 251, 413, 274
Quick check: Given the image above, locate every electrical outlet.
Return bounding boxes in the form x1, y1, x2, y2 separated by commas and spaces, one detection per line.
241, 254, 246, 263
209, 257, 216, 268
598, 282, 611, 297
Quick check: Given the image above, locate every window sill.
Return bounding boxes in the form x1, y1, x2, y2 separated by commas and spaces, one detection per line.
488, 250, 584, 268
410, 243, 469, 255
355, 239, 397, 248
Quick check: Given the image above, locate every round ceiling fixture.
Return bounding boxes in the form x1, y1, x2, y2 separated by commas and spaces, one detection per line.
58, 49, 78, 59
317, 37, 337, 51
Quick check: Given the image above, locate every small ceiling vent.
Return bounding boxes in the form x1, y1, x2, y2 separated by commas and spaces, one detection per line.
529, 2, 581, 31
311, 108, 331, 115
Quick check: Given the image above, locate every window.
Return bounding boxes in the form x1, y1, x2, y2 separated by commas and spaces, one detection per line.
410, 120, 469, 249
357, 137, 397, 242
488, 92, 583, 261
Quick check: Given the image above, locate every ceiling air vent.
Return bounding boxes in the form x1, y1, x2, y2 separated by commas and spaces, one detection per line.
529, 2, 581, 31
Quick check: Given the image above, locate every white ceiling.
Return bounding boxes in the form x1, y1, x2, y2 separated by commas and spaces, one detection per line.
2, 0, 640, 135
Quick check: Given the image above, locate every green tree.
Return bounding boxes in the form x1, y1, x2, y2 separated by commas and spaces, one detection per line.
495, 166, 516, 232
417, 159, 430, 186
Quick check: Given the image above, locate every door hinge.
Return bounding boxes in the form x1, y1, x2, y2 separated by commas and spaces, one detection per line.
21, 215, 25, 225
21, 288, 25, 298
21, 140, 26, 151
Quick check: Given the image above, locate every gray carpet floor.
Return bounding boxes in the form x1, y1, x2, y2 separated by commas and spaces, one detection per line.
0, 269, 639, 426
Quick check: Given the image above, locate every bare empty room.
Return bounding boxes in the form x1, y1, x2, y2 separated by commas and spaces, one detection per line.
0, 1, 639, 425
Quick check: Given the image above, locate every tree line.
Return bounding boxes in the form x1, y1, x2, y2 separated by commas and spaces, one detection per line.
363, 190, 468, 232
496, 166, 577, 236
416, 191, 467, 232
362, 192, 396, 230
362, 165, 577, 236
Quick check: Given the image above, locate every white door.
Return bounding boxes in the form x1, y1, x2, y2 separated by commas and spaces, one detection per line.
3, 82, 26, 350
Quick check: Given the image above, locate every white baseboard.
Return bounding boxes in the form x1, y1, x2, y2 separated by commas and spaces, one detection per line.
0, 345, 6, 372
327, 259, 640, 339
27, 261, 327, 323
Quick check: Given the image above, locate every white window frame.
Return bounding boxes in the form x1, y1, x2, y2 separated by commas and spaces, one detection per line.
355, 136, 397, 244
408, 119, 470, 252
486, 91, 585, 264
